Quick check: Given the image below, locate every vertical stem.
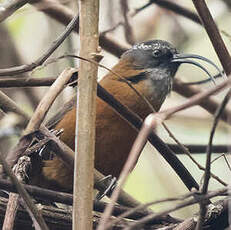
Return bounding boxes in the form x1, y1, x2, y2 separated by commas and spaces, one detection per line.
73, 0, 99, 229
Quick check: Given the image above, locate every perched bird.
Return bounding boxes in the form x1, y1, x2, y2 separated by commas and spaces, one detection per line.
33, 40, 218, 191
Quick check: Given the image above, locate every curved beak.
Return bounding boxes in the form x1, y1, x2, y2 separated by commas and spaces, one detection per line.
171, 53, 224, 85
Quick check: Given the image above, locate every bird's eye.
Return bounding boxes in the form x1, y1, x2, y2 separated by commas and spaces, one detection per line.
152, 49, 162, 57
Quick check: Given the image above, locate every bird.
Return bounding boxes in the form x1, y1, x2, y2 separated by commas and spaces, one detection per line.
32, 40, 219, 191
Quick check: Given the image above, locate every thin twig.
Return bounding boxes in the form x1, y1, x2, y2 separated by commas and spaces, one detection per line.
124, 188, 227, 230
196, 89, 231, 230
183, 72, 224, 85
42, 54, 156, 112
133, 0, 201, 25
204, 94, 231, 192
163, 75, 231, 120
3, 155, 32, 230
34, 0, 128, 57
109, 192, 194, 228
100, 22, 123, 35
223, 155, 231, 171
173, 78, 231, 125
0, 15, 79, 76
165, 130, 227, 186
192, 0, 231, 75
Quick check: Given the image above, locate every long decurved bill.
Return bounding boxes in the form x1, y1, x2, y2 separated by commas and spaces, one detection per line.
171, 53, 224, 85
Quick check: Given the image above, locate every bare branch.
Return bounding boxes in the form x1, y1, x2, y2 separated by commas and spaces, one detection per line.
0, 0, 32, 22
73, 0, 99, 229
151, 0, 201, 24
0, 77, 56, 87
124, 188, 227, 230
34, 0, 128, 57
164, 76, 231, 120
166, 144, 231, 154
196, 89, 231, 229
24, 68, 76, 135
173, 78, 231, 125
0, 90, 29, 122
192, 0, 231, 75
166, 131, 227, 187
0, 177, 179, 225
2, 193, 19, 230
0, 15, 78, 76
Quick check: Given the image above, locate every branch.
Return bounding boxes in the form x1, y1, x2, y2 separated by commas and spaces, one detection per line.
2, 193, 19, 230
173, 78, 231, 124
192, 0, 231, 75
73, 0, 99, 229
168, 76, 231, 120
196, 89, 231, 229
124, 188, 227, 230
24, 68, 76, 135
0, 177, 228, 229
0, 196, 155, 230
0, 0, 32, 22
0, 178, 179, 226
0, 15, 78, 76
34, 0, 128, 57
0, 90, 29, 122
3, 68, 74, 229
0, 77, 56, 87
151, 0, 201, 24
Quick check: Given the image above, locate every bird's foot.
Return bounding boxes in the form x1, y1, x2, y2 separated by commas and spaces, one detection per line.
95, 175, 117, 200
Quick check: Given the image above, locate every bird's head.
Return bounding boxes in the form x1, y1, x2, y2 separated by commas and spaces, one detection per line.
121, 39, 221, 84
122, 40, 178, 70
